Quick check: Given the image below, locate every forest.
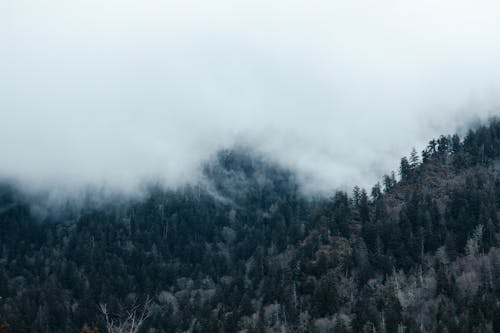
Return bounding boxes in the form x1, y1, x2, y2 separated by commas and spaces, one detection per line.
1, 120, 500, 332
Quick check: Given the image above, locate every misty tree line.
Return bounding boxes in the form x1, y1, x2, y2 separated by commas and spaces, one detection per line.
1, 121, 500, 332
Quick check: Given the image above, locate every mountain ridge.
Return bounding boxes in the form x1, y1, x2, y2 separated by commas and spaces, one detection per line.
1, 120, 500, 332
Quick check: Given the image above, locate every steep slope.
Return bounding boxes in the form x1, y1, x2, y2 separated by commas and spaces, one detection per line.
1, 122, 500, 333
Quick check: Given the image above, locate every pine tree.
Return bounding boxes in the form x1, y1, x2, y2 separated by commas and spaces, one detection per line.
409, 147, 420, 169
352, 186, 361, 206
359, 189, 370, 223
371, 183, 382, 201
400, 157, 411, 180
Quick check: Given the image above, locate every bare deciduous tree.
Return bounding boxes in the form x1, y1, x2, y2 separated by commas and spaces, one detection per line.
99, 297, 153, 333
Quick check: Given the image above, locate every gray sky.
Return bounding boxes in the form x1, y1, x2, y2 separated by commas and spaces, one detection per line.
1, 0, 500, 196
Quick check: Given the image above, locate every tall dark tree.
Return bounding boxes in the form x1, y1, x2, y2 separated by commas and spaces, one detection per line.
400, 157, 411, 180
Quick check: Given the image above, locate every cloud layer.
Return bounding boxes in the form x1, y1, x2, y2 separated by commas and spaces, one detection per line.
1, 0, 500, 196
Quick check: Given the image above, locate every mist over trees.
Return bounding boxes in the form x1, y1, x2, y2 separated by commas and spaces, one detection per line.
1, 120, 500, 332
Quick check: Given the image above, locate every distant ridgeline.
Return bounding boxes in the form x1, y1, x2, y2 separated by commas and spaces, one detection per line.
1, 121, 500, 332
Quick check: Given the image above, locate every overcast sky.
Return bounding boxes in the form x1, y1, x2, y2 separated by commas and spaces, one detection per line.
1, 0, 500, 196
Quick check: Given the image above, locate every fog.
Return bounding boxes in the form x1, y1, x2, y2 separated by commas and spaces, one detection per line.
1, 0, 500, 197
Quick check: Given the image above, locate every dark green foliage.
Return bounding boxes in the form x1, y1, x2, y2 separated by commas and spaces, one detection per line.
311, 271, 338, 317
383, 171, 397, 192
400, 157, 412, 180
1, 121, 500, 332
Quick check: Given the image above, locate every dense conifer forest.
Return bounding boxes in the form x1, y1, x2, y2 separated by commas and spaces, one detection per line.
1, 120, 500, 332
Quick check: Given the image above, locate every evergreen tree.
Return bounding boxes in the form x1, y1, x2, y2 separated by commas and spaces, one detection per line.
409, 147, 420, 169
400, 157, 411, 180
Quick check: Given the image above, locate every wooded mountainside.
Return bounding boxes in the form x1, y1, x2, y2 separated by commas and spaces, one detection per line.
1, 121, 500, 332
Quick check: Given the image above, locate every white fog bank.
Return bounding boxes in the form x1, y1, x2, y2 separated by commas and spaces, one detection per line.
1, 0, 500, 195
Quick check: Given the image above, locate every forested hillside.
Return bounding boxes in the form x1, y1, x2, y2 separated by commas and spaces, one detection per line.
1, 121, 500, 332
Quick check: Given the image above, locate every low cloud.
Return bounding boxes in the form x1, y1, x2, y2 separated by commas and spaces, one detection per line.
1, 0, 500, 197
